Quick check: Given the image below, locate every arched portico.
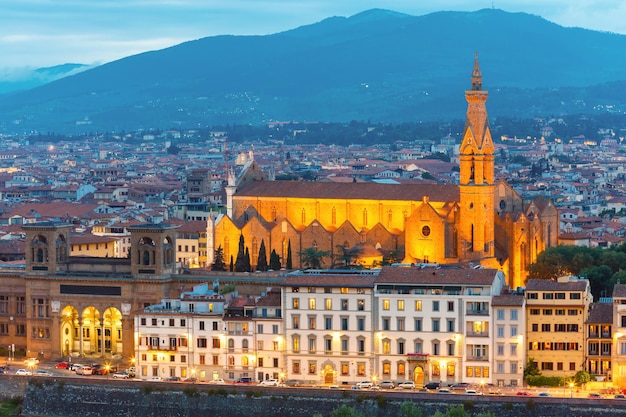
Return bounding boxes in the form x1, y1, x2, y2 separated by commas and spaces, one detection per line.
60, 305, 124, 358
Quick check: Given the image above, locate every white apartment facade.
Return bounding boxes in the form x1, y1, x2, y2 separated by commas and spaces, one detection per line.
373, 266, 504, 387
281, 271, 377, 386
492, 291, 526, 387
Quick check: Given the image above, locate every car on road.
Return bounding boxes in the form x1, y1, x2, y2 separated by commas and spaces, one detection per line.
615, 394, 626, 399
537, 392, 553, 397
112, 371, 130, 379
355, 381, 374, 389
588, 393, 605, 399
450, 383, 470, 391
54, 362, 70, 369
465, 389, 482, 396
75, 366, 93, 375
166, 376, 181, 382
69, 363, 85, 372
147, 376, 163, 382
378, 381, 395, 389
282, 379, 302, 387
35, 370, 54, 377
437, 388, 451, 394
208, 378, 226, 385
424, 382, 441, 390
397, 381, 416, 390
259, 379, 279, 387
235, 377, 253, 384
516, 391, 533, 396
15, 369, 32, 376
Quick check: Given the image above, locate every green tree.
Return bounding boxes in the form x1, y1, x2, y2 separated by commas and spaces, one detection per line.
330, 404, 363, 417
211, 246, 227, 271
399, 401, 423, 417
335, 244, 363, 268
574, 370, 592, 385
229, 255, 234, 272
580, 264, 614, 300
299, 247, 331, 269
235, 235, 247, 272
256, 239, 268, 271
286, 240, 293, 270
269, 249, 281, 270
524, 357, 541, 381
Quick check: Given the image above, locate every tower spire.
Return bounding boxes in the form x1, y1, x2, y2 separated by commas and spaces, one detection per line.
471, 52, 482, 90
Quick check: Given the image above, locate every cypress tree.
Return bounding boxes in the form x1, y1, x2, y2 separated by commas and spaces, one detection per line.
229, 255, 234, 272
270, 249, 281, 270
286, 239, 293, 270
257, 239, 268, 271
235, 234, 246, 272
244, 247, 251, 272
211, 245, 227, 271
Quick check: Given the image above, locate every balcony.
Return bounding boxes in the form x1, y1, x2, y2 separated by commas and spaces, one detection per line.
466, 309, 489, 316
148, 345, 177, 351
407, 353, 429, 362
466, 355, 489, 361
466, 331, 489, 337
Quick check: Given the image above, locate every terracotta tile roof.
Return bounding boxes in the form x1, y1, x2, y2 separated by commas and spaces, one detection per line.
282, 273, 377, 288
586, 302, 613, 324
525, 278, 589, 292
375, 266, 499, 285
613, 284, 626, 298
255, 291, 281, 307
235, 180, 459, 202
492, 294, 525, 307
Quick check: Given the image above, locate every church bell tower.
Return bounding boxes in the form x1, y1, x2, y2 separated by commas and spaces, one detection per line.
458, 53, 496, 262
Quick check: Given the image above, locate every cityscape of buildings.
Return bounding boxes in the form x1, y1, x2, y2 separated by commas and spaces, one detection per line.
1, 57, 626, 393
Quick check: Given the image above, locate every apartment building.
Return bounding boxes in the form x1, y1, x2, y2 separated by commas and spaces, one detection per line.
492, 290, 526, 388
612, 284, 626, 388
252, 290, 284, 382
525, 277, 592, 378
281, 270, 377, 386
134, 283, 226, 381
585, 301, 613, 381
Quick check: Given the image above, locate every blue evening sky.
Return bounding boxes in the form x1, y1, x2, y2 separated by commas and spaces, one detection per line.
1, 0, 625, 71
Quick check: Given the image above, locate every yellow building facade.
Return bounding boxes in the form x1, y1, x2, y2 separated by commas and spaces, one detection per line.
525, 277, 592, 378
208, 55, 559, 289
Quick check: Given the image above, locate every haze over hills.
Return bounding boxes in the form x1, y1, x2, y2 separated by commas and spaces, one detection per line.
1, 8, 626, 135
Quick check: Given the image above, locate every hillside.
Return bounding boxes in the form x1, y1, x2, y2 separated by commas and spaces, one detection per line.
1, 8, 626, 134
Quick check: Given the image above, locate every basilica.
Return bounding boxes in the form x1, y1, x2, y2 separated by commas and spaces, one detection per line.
208, 55, 559, 289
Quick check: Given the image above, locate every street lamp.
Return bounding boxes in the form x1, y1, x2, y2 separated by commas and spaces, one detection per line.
105, 363, 110, 379
570, 382, 574, 398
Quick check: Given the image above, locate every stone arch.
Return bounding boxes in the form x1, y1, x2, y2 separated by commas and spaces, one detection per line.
56, 234, 68, 262
322, 362, 335, 384
60, 306, 79, 357
163, 236, 174, 265
102, 307, 123, 355
138, 237, 156, 266
413, 365, 425, 386
31, 234, 48, 263
81, 306, 102, 356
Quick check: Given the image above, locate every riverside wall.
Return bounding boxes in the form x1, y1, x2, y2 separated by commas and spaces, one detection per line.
3, 377, 626, 417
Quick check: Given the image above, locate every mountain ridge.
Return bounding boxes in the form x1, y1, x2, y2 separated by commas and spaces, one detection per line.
1, 8, 626, 134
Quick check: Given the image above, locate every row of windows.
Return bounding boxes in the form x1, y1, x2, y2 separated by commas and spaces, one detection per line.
292, 360, 367, 376
527, 292, 582, 300
530, 323, 579, 332
495, 361, 520, 374
292, 298, 366, 311
292, 287, 365, 294
528, 342, 580, 351
529, 308, 579, 316
536, 361, 577, 371
496, 326, 519, 338
70, 243, 109, 251
177, 245, 196, 252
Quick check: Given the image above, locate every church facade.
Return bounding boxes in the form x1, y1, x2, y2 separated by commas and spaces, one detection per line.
208, 55, 559, 289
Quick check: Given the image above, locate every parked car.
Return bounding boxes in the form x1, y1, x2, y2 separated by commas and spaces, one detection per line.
397, 381, 416, 390
35, 370, 53, 377
92, 364, 117, 375
54, 362, 70, 369
437, 388, 451, 394
450, 382, 470, 391
537, 392, 553, 397
378, 380, 395, 389
516, 391, 533, 396
75, 366, 92, 376
465, 389, 482, 396
112, 371, 130, 379
235, 377, 253, 384
69, 363, 85, 372
259, 379, 279, 387
588, 393, 605, 399
208, 378, 226, 385
147, 376, 163, 382
424, 382, 441, 390
355, 381, 373, 389
282, 379, 302, 387
15, 369, 32, 376
615, 394, 626, 399
166, 376, 181, 382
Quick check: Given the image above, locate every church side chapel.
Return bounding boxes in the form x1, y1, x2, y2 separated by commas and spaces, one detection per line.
208, 55, 558, 289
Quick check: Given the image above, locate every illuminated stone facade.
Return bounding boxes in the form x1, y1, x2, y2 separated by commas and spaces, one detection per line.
209, 55, 559, 289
